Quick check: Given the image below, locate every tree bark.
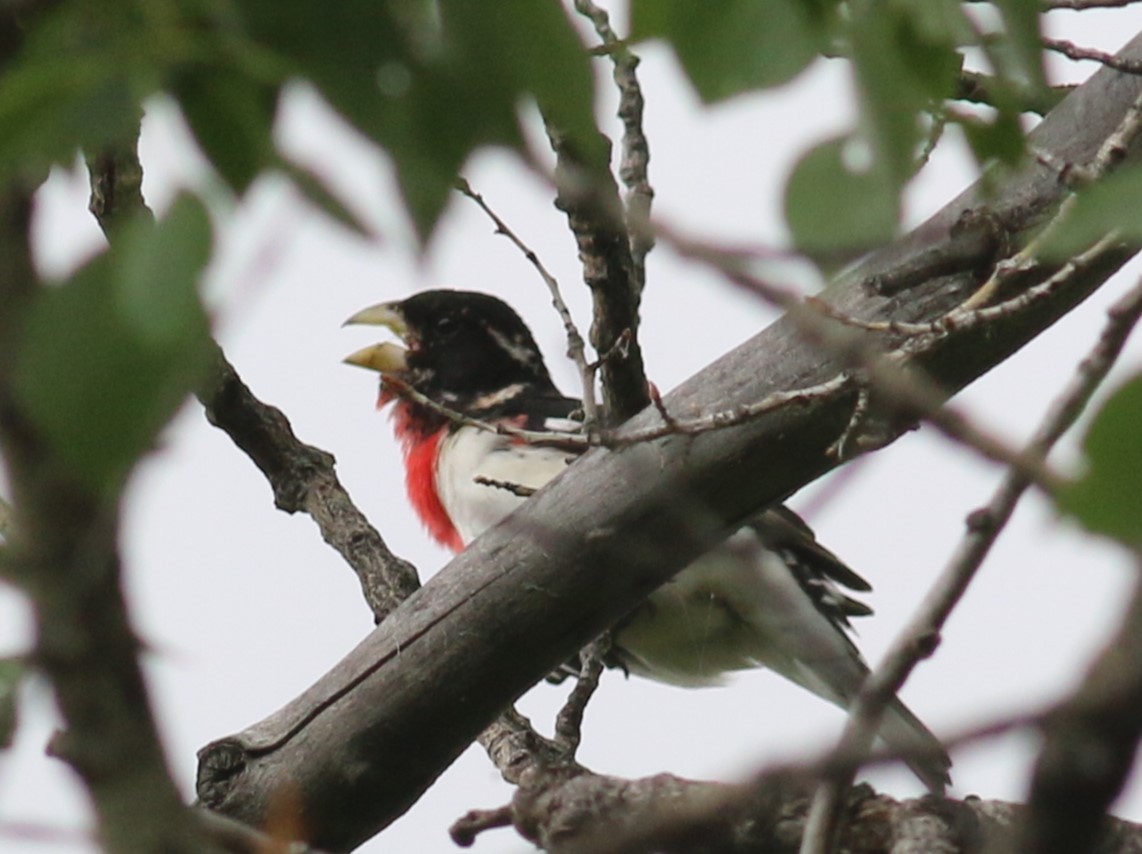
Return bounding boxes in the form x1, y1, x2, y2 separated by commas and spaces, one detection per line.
196, 31, 1142, 853
486, 773, 1142, 854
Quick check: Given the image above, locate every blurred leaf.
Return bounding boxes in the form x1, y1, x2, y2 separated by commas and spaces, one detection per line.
0, 1, 164, 182
442, 3, 595, 151
992, 0, 1047, 93
0, 657, 23, 750
0, 57, 139, 183
1058, 374, 1142, 545
279, 158, 374, 238
784, 136, 898, 256
848, 1, 963, 186
904, 0, 977, 46
389, 2, 597, 239
959, 108, 1026, 168
236, 0, 597, 241
112, 194, 213, 343
631, 0, 820, 101
238, 0, 408, 118
1038, 166, 1142, 261
173, 65, 278, 193
12, 194, 213, 491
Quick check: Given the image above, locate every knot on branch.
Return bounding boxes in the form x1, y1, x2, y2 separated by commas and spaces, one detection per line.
196, 738, 249, 808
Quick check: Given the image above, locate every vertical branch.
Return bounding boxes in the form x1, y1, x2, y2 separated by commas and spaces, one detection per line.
574, 0, 655, 294
547, 120, 650, 424
86, 115, 153, 237
546, 0, 654, 426
0, 151, 211, 849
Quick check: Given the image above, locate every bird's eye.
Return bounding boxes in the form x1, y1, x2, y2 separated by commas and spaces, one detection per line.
435, 315, 457, 334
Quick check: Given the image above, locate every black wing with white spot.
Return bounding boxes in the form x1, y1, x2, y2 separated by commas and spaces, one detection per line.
747, 507, 874, 640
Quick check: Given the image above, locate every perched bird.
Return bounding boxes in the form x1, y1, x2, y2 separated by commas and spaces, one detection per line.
344, 289, 951, 792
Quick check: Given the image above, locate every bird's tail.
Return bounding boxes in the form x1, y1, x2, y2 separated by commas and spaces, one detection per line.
876, 697, 952, 795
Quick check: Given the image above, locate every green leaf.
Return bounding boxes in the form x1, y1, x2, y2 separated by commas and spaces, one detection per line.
784, 136, 899, 256
1058, 374, 1142, 545
173, 65, 278, 193
12, 194, 213, 491
443, 3, 596, 153
237, 0, 599, 241
991, 0, 1047, 93
903, 0, 977, 47
631, 0, 820, 101
848, 2, 963, 186
0, 657, 23, 750
0, 1, 159, 183
1038, 166, 1142, 262
0, 57, 139, 183
959, 108, 1026, 168
279, 159, 375, 239
390, 2, 597, 239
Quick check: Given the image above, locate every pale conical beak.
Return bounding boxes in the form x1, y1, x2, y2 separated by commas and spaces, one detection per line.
342, 302, 409, 337
343, 342, 408, 373
343, 302, 410, 373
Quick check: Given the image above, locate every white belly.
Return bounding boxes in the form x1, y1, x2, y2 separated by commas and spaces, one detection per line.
435, 426, 573, 543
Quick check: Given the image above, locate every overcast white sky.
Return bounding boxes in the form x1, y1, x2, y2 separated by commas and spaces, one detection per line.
4, 5, 1142, 853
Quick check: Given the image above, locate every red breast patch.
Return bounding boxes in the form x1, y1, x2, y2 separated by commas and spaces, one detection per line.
389, 400, 464, 552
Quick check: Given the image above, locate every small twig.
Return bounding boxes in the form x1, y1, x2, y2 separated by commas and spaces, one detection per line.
588, 327, 633, 373
449, 805, 514, 848
826, 381, 871, 460
662, 227, 1064, 491
960, 88, 1142, 311
854, 232, 1117, 339
381, 376, 590, 449
1044, 36, 1142, 73
857, 86, 1142, 328
473, 476, 536, 499
799, 275, 1142, 854
384, 335, 1056, 494
553, 633, 612, 758
383, 369, 857, 452
647, 382, 678, 433
1043, 0, 1142, 8
607, 374, 857, 448
456, 179, 601, 431
0, 821, 95, 847
914, 108, 948, 174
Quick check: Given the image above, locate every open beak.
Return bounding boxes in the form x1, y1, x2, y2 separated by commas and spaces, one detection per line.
343, 302, 410, 374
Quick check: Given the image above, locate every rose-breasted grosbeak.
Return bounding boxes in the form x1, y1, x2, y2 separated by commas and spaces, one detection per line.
344, 289, 951, 792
